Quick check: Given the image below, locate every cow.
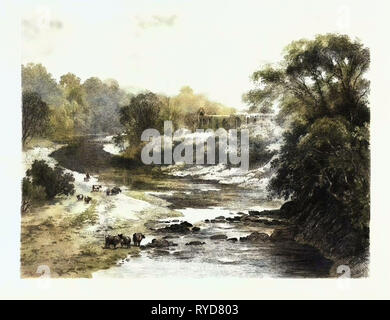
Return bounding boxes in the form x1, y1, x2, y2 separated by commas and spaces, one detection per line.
76, 194, 84, 201
104, 235, 121, 249
106, 189, 111, 196
92, 185, 102, 192
111, 186, 122, 195
132, 233, 145, 247
84, 173, 91, 182
84, 196, 92, 204
118, 234, 131, 248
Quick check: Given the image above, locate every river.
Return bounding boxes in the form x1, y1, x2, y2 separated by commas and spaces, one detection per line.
24, 136, 332, 278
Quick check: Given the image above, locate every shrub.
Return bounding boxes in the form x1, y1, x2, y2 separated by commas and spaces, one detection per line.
26, 160, 75, 200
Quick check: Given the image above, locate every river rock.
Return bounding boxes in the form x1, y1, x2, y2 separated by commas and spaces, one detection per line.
241, 215, 261, 223
240, 232, 270, 242
226, 216, 241, 223
210, 234, 228, 240
156, 221, 193, 234
146, 238, 177, 248
185, 241, 205, 246
215, 216, 226, 220
180, 221, 193, 228
192, 227, 201, 232
227, 238, 238, 242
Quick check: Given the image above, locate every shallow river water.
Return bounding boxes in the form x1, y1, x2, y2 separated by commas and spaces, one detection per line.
93, 183, 332, 278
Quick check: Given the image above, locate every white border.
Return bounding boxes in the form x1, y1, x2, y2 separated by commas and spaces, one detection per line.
1, 0, 390, 299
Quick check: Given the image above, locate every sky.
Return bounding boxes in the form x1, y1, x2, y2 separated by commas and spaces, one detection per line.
20, 0, 383, 109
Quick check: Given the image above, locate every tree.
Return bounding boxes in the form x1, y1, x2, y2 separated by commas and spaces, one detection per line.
60, 73, 87, 106
22, 63, 64, 107
83, 77, 129, 134
120, 92, 162, 144
22, 91, 50, 144
26, 160, 75, 200
245, 34, 370, 252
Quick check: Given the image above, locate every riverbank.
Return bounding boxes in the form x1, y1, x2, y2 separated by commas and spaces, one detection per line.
21, 138, 183, 278
275, 201, 369, 277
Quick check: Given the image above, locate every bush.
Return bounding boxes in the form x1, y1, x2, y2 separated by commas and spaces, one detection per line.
21, 177, 46, 213
26, 160, 75, 200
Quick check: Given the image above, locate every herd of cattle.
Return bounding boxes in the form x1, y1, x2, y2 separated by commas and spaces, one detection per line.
78, 174, 145, 250
76, 173, 122, 203
105, 233, 145, 249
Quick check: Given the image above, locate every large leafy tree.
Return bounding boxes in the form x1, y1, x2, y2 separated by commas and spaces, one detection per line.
119, 92, 162, 144
245, 34, 370, 241
22, 91, 50, 144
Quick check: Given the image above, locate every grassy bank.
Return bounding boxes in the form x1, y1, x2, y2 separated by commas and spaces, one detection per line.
21, 200, 138, 278
21, 138, 184, 278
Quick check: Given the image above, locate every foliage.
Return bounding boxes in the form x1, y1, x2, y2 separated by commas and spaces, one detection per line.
21, 64, 131, 141
21, 177, 46, 213
26, 160, 75, 200
83, 77, 130, 134
120, 92, 162, 144
22, 63, 64, 107
160, 86, 235, 130
246, 34, 370, 244
22, 91, 50, 144
21, 63, 234, 144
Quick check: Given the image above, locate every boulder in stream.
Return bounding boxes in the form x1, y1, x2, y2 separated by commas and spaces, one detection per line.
210, 234, 228, 240
146, 238, 178, 248
185, 241, 205, 246
226, 216, 242, 223
156, 221, 193, 234
240, 232, 270, 242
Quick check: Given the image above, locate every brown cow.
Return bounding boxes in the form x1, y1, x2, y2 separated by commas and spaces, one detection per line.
110, 187, 122, 195
132, 233, 145, 247
84, 196, 92, 204
76, 194, 84, 201
118, 234, 131, 248
104, 235, 121, 249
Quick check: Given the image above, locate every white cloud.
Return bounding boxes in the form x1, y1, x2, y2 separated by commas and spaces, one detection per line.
137, 14, 178, 29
